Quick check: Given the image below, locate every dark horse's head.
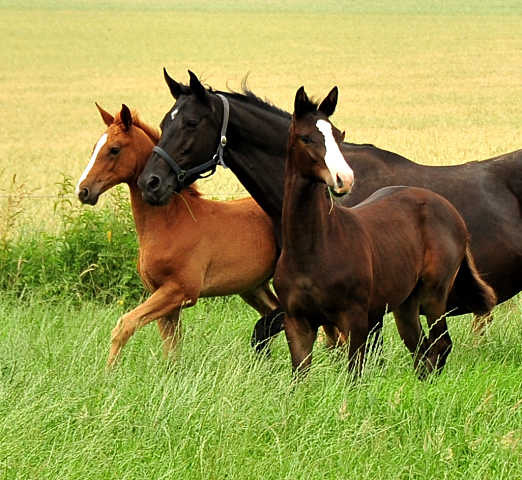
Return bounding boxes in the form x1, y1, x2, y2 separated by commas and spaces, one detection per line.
289, 86, 354, 196
138, 69, 228, 205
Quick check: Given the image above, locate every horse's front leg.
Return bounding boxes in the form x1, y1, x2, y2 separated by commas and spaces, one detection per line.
284, 315, 318, 379
107, 284, 195, 367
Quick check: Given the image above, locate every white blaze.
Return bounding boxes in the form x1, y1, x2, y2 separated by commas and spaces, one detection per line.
76, 133, 107, 195
316, 119, 354, 191
171, 108, 179, 120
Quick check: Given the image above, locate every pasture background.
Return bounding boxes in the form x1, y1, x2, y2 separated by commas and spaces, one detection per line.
1, 1, 522, 478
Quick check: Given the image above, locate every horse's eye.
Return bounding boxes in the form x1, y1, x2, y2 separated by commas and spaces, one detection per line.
187, 119, 198, 128
300, 135, 311, 145
110, 147, 120, 156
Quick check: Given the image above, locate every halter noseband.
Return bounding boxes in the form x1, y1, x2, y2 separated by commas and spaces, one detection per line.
152, 93, 230, 193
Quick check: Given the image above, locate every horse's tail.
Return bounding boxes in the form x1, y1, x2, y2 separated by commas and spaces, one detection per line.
453, 247, 497, 316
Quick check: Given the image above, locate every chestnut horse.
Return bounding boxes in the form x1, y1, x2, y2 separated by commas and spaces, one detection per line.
273, 86, 496, 377
138, 70, 522, 342
76, 104, 279, 366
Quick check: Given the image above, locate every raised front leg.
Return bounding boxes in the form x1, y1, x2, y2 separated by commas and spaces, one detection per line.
107, 284, 195, 367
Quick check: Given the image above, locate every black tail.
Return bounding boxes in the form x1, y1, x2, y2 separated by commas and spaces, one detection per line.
453, 247, 497, 316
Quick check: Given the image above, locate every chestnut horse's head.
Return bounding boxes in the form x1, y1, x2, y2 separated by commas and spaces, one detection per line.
289, 86, 354, 196
76, 104, 157, 205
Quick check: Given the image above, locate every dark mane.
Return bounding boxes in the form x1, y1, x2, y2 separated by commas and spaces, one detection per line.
179, 77, 292, 120
221, 81, 292, 120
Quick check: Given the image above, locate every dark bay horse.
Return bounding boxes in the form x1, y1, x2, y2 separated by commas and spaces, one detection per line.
138, 70, 522, 334
77, 104, 279, 366
274, 86, 495, 377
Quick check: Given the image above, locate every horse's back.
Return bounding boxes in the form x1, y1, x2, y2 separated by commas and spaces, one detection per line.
344, 186, 468, 311
352, 185, 466, 237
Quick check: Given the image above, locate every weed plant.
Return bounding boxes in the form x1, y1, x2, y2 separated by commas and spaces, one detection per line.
0, 175, 142, 304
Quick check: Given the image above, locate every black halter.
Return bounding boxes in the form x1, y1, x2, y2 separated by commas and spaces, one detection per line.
152, 93, 230, 192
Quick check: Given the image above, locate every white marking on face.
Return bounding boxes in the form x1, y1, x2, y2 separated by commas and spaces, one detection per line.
316, 119, 354, 192
76, 133, 107, 195
171, 108, 179, 120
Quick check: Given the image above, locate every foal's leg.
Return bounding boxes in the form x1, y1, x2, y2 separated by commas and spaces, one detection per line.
471, 312, 493, 336
108, 284, 194, 367
335, 310, 370, 374
420, 289, 452, 375
240, 279, 279, 316
284, 315, 318, 378
157, 311, 182, 360
392, 294, 430, 375
321, 325, 345, 348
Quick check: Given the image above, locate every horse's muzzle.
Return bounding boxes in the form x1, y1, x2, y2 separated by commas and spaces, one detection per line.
77, 186, 99, 206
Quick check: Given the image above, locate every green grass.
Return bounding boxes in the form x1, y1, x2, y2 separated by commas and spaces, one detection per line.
1, 293, 522, 479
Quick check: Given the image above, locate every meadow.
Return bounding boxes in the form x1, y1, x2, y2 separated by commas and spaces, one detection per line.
1, 1, 522, 478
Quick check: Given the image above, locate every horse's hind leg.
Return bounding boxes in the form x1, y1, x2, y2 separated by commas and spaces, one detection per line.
157, 310, 182, 361
392, 294, 430, 376
417, 281, 453, 376
251, 306, 285, 355
240, 279, 279, 316
471, 311, 493, 336
321, 325, 345, 348
242, 279, 281, 354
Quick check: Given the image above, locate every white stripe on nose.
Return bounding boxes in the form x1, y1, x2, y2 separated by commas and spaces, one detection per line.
76, 133, 108, 195
316, 119, 354, 193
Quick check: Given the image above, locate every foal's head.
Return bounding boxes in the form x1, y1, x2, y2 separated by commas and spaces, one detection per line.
289, 86, 354, 196
77, 104, 158, 205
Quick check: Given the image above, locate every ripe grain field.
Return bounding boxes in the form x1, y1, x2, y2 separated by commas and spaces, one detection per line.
1, 1, 522, 478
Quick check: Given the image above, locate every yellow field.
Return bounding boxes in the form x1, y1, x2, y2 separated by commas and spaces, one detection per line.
1, 3, 522, 220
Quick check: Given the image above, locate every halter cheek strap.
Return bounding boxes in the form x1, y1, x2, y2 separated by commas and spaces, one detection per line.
152, 94, 230, 192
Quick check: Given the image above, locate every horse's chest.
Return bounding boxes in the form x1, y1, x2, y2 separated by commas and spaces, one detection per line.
279, 273, 346, 319
137, 248, 177, 292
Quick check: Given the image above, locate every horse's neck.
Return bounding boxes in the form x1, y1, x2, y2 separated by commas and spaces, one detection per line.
126, 181, 191, 243
225, 99, 290, 248
281, 172, 344, 260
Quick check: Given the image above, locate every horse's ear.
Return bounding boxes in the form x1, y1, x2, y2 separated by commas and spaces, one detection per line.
164, 68, 182, 99
294, 86, 309, 119
96, 102, 114, 126
318, 86, 338, 117
188, 70, 208, 102
120, 104, 133, 131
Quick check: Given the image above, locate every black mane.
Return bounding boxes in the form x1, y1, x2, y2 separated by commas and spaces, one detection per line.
178, 78, 292, 120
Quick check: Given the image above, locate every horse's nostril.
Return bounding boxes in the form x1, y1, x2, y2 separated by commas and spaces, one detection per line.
147, 175, 161, 192
79, 187, 90, 202
336, 174, 344, 190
